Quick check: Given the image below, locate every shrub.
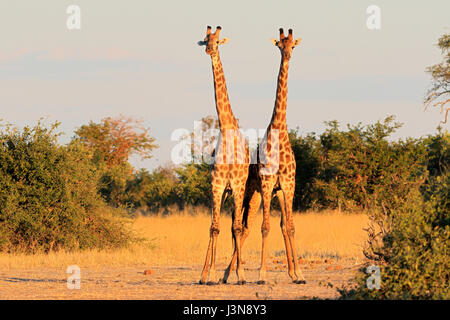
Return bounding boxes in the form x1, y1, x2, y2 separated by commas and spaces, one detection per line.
340, 132, 449, 299
98, 162, 134, 208
289, 131, 321, 210
127, 167, 181, 211
73, 115, 158, 208
175, 162, 212, 208
0, 121, 136, 253
293, 116, 428, 212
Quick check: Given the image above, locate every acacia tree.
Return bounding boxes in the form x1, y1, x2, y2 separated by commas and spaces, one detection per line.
426, 34, 450, 125
74, 115, 158, 168
73, 116, 158, 207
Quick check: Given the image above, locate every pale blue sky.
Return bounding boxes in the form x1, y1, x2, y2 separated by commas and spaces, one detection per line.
1, 0, 449, 169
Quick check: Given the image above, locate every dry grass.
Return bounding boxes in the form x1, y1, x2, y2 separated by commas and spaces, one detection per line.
0, 208, 369, 270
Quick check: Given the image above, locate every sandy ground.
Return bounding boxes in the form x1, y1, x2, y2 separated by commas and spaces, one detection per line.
0, 261, 361, 300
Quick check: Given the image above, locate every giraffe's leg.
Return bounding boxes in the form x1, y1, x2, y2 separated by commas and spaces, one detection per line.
283, 188, 306, 284
221, 217, 240, 284
200, 232, 213, 284
257, 178, 276, 284
208, 228, 219, 284
276, 189, 296, 280
231, 184, 246, 284
222, 183, 250, 284
199, 184, 225, 285
221, 189, 261, 284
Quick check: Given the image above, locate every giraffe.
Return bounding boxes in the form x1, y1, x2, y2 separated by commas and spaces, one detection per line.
221, 28, 306, 285
197, 26, 250, 285
257, 28, 306, 284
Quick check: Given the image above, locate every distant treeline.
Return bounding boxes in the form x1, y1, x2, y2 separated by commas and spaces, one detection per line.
122, 116, 448, 214
0, 115, 447, 254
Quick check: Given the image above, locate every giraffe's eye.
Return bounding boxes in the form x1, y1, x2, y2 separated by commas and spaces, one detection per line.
216, 41, 219, 44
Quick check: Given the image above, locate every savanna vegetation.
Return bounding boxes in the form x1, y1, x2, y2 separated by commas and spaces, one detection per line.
341, 33, 450, 299
0, 34, 448, 299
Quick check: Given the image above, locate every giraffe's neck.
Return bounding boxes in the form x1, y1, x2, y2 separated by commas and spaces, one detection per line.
269, 57, 290, 131
210, 54, 238, 131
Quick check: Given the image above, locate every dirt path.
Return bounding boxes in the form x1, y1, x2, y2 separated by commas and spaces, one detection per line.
0, 261, 360, 299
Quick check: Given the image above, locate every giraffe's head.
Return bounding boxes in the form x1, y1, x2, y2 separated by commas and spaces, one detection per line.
271, 28, 302, 60
198, 26, 229, 56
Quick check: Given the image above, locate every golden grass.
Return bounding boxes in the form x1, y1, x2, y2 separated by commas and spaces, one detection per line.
0, 209, 369, 270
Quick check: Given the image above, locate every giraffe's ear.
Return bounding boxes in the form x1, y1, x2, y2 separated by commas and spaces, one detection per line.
293, 38, 302, 47
271, 38, 278, 46
218, 38, 229, 45
197, 41, 207, 46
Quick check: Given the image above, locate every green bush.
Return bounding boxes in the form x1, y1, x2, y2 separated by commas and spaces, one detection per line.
0, 121, 136, 253
289, 131, 321, 210
98, 162, 135, 208
340, 132, 449, 299
175, 162, 212, 208
122, 162, 213, 213
342, 173, 449, 299
127, 167, 181, 211
288, 116, 428, 212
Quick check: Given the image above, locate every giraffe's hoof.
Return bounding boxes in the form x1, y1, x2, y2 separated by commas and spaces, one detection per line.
294, 280, 307, 284
220, 278, 228, 284
237, 280, 247, 285
199, 280, 207, 285
257, 280, 266, 285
